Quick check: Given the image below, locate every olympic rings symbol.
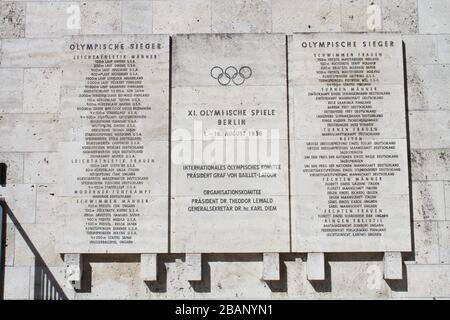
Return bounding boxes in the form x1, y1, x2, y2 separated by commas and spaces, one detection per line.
210, 66, 252, 86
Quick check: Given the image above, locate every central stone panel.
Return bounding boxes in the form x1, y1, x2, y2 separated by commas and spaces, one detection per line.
171, 34, 290, 253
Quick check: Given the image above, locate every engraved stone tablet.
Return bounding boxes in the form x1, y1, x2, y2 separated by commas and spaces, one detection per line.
171, 34, 290, 253
289, 33, 411, 252
57, 35, 170, 253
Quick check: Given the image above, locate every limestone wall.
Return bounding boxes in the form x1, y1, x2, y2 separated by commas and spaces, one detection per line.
0, 0, 449, 299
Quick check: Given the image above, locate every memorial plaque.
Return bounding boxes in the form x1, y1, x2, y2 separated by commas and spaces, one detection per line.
171, 34, 290, 253
289, 33, 411, 252
57, 35, 170, 253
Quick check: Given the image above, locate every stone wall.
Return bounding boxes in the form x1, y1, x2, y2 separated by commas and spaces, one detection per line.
0, 0, 449, 299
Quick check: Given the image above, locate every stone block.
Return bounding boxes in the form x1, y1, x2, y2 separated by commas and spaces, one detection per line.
5, 223, 15, 266
0, 114, 59, 152
412, 181, 446, 221
122, 0, 153, 34
403, 34, 438, 65
79, 1, 121, 35
438, 221, 450, 264
384, 252, 403, 280
413, 221, 440, 264
23, 68, 61, 113
409, 111, 450, 149
341, 0, 382, 32
211, 0, 271, 33
140, 254, 158, 282
307, 253, 325, 281
153, 0, 211, 34
0, 38, 64, 68
446, 182, 450, 220
407, 64, 450, 110
0, 2, 25, 38
185, 253, 202, 281
381, 0, 418, 34
24, 152, 58, 184
411, 149, 450, 181
36, 184, 57, 224
418, 0, 450, 34
25, 2, 80, 38
14, 223, 62, 267
0, 153, 24, 184
272, 0, 341, 33
0, 68, 23, 113
4, 266, 30, 299
262, 253, 280, 281
31, 266, 75, 300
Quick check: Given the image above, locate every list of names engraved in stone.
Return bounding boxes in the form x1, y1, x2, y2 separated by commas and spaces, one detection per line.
290, 33, 411, 252
57, 35, 169, 253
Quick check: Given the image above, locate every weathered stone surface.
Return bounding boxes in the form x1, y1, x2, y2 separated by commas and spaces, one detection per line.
392, 264, 450, 298
1, 0, 450, 301
24, 152, 58, 184
446, 182, 450, 221
413, 221, 440, 264
57, 34, 170, 254
0, 184, 36, 223
418, 0, 450, 34
153, 0, 211, 34
4, 266, 30, 299
0, 38, 64, 67
171, 34, 290, 253
403, 34, 438, 65
438, 221, 450, 264
384, 252, 402, 280
14, 223, 62, 267
341, 0, 382, 32
381, 0, 418, 34
36, 184, 57, 224
411, 149, 450, 181
409, 111, 450, 148
272, 0, 341, 34
290, 33, 411, 252
0, 2, 25, 38
0, 114, 59, 152
412, 181, 446, 221
75, 260, 143, 299
31, 266, 76, 300
437, 35, 450, 63
407, 64, 450, 110
23, 68, 61, 113
122, 0, 153, 34
287, 258, 391, 299
0, 153, 24, 184
80, 1, 121, 35
5, 223, 15, 266
211, 0, 271, 33
0, 68, 23, 113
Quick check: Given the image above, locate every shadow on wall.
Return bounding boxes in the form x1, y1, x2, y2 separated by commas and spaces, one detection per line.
1, 202, 68, 300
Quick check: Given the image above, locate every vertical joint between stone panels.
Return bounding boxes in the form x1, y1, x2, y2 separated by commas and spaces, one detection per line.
140, 253, 158, 282
306, 252, 325, 281
262, 253, 280, 281
383, 252, 403, 280
64, 253, 83, 290
185, 253, 202, 282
